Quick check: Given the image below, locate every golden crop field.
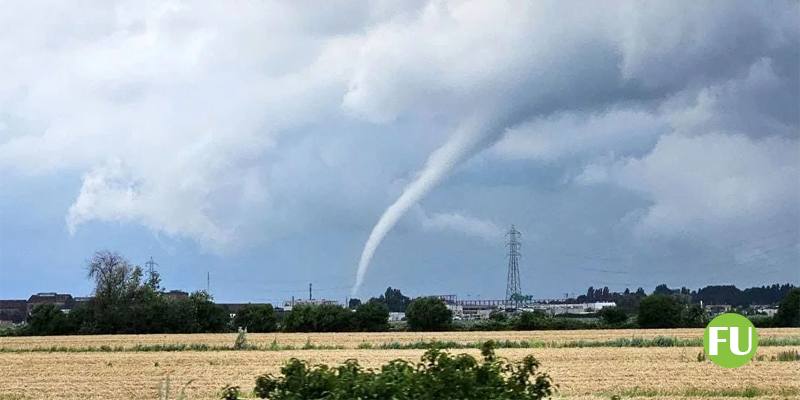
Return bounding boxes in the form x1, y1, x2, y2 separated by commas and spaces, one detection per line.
0, 329, 798, 400
1, 328, 797, 351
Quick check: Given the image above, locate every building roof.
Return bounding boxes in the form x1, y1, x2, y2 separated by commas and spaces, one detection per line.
27, 293, 75, 312
0, 300, 28, 323
0, 300, 27, 310
27, 292, 74, 303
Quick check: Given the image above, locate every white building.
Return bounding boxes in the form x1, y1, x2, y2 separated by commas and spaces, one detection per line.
283, 298, 339, 311
521, 301, 616, 316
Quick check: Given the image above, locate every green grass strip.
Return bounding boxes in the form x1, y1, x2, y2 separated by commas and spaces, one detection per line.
1, 335, 798, 353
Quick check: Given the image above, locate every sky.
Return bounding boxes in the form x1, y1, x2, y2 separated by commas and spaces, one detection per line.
1, 0, 798, 304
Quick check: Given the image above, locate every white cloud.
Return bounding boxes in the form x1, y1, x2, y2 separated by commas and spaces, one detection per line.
418, 209, 504, 243
0, 0, 797, 260
580, 133, 799, 241
492, 109, 667, 162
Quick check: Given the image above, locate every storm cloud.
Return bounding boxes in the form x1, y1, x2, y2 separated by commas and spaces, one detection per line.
0, 1, 797, 300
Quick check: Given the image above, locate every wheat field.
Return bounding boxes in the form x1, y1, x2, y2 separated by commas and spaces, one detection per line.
0, 329, 798, 399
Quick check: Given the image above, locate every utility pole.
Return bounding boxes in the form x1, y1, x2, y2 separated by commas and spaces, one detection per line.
309, 283, 312, 301
207, 272, 210, 294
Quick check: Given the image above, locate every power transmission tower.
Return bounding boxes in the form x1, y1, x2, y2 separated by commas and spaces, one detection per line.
505, 225, 522, 301
145, 256, 159, 286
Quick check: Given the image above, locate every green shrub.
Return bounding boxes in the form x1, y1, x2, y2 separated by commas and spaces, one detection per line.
598, 307, 628, 325
514, 311, 547, 330
220, 385, 240, 400
252, 341, 555, 399
282, 304, 354, 332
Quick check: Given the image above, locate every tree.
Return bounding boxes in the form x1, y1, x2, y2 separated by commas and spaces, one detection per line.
513, 311, 547, 330
598, 306, 627, 325
774, 288, 800, 327
191, 291, 230, 333
405, 298, 452, 331
653, 284, 675, 296
87, 250, 139, 302
370, 287, 411, 312
27, 304, 72, 335
353, 301, 389, 331
637, 294, 682, 328
348, 298, 362, 309
312, 304, 354, 332
282, 304, 316, 332
488, 310, 507, 322
682, 304, 707, 328
283, 304, 354, 332
233, 304, 277, 332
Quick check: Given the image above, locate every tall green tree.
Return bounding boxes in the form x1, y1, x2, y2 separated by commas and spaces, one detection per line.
405, 298, 452, 331
233, 304, 277, 332
774, 288, 800, 327
637, 294, 683, 328
370, 287, 411, 312
354, 301, 389, 331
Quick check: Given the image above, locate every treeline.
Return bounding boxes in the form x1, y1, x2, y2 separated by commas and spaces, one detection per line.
6, 250, 799, 336
10, 249, 456, 335
576, 283, 795, 308
22, 251, 232, 336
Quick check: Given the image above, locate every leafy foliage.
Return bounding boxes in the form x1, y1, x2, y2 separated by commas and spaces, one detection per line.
21, 251, 231, 335
368, 287, 412, 312
233, 304, 277, 332
353, 301, 390, 331
27, 304, 74, 335
513, 311, 547, 330
637, 295, 683, 328
774, 288, 800, 327
597, 307, 628, 325
253, 341, 555, 399
220, 385, 240, 400
282, 304, 354, 332
405, 297, 452, 331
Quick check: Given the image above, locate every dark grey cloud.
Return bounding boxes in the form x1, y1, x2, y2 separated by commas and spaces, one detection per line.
0, 1, 797, 300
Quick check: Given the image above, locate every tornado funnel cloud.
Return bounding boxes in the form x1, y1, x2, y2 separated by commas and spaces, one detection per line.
352, 118, 493, 296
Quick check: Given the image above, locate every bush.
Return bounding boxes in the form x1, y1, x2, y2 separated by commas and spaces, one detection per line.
637, 294, 683, 328
282, 304, 354, 332
681, 304, 707, 328
405, 298, 452, 331
598, 307, 628, 325
353, 301, 389, 331
220, 385, 240, 400
514, 311, 547, 330
233, 304, 277, 332
252, 341, 555, 399
27, 304, 74, 335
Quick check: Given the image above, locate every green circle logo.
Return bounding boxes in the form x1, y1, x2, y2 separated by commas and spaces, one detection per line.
703, 313, 758, 368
